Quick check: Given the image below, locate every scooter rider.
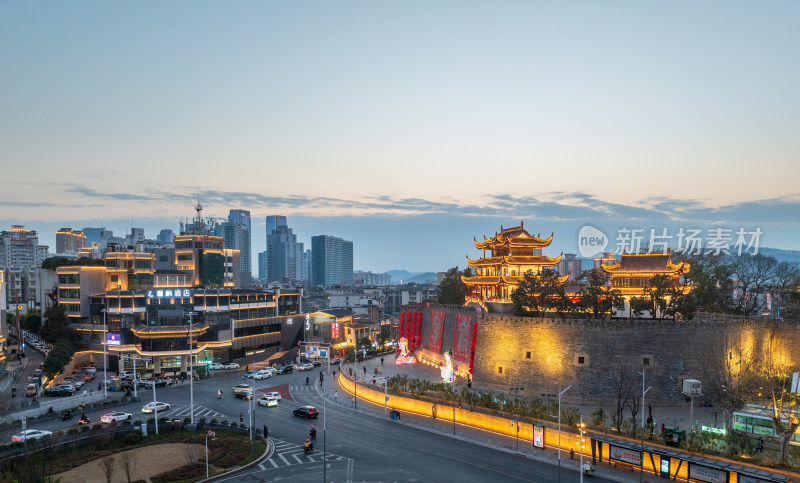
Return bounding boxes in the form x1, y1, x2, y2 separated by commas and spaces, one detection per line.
305, 376, 310, 385
217, 389, 223, 399
309, 426, 316, 438
303, 439, 313, 453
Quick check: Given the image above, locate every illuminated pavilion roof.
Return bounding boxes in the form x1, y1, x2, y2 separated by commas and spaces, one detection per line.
601, 249, 689, 276
466, 254, 562, 268
474, 221, 553, 251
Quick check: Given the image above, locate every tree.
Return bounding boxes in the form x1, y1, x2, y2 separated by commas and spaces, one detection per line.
752, 333, 800, 464
437, 267, 471, 305
703, 331, 757, 431
103, 456, 116, 483
119, 453, 137, 483
510, 268, 567, 319
731, 254, 779, 315
679, 252, 736, 314
579, 271, 624, 319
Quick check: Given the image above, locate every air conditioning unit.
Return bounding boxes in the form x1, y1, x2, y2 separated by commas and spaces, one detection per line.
682, 379, 702, 396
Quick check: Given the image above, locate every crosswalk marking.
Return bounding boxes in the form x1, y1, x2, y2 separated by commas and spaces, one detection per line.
161, 404, 227, 420
265, 438, 350, 470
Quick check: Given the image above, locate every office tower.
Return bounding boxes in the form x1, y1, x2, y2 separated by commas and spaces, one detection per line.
311, 235, 353, 287
266, 215, 287, 237
55, 228, 86, 254
126, 228, 145, 246
266, 224, 305, 282
258, 251, 268, 280
223, 209, 252, 280
82, 227, 113, 249
157, 229, 175, 244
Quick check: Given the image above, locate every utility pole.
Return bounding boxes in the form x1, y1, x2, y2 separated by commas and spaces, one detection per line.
15, 296, 22, 356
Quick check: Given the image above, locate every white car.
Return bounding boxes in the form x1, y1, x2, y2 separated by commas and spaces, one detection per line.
254, 370, 272, 380
264, 391, 282, 401
100, 412, 132, 423
142, 402, 170, 413
11, 429, 52, 442
209, 363, 224, 370
224, 362, 240, 369
298, 363, 314, 371
258, 394, 279, 407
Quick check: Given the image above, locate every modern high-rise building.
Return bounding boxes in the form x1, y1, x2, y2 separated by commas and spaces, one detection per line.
266, 216, 287, 238
311, 235, 353, 287
82, 227, 113, 248
223, 209, 252, 282
0, 226, 48, 268
126, 228, 145, 246
266, 224, 305, 282
258, 251, 268, 280
55, 228, 86, 254
157, 229, 175, 244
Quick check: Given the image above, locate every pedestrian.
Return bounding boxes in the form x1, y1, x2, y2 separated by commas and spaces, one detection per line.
380, 357, 384, 366
333, 370, 336, 377
570, 448, 575, 460
661, 423, 665, 435
432, 405, 436, 419
373, 377, 376, 385
374, 367, 378, 375
379, 366, 382, 374
240, 412, 244, 423
363, 366, 367, 375
335, 390, 338, 401
757, 437, 764, 453
263, 425, 268, 438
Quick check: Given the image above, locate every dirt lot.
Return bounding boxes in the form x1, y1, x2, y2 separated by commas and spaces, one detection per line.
54, 443, 206, 483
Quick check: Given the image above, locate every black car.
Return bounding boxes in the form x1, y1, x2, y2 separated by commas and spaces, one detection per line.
44, 387, 72, 397
277, 365, 294, 374
311, 361, 322, 367
293, 406, 319, 419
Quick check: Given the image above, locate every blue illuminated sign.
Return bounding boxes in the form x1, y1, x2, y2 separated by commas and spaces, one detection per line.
107, 333, 121, 346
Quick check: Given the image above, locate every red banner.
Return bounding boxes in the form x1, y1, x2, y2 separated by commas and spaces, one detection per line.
452, 313, 472, 362
429, 310, 445, 353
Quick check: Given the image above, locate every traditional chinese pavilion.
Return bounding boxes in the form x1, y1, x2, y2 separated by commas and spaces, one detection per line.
462, 222, 566, 311
600, 249, 690, 297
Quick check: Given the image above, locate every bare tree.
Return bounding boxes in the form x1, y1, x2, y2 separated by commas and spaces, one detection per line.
627, 389, 641, 436
752, 329, 800, 464
731, 254, 779, 315
612, 370, 633, 431
182, 444, 204, 466
103, 456, 116, 483
120, 452, 137, 483
703, 330, 758, 430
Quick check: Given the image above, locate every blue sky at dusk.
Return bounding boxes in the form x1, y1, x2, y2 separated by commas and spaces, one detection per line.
1, 2, 798, 273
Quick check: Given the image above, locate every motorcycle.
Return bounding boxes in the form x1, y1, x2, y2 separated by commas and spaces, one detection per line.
303, 442, 314, 454
309, 427, 316, 439
78, 415, 90, 425
11, 388, 16, 397
61, 410, 72, 421
305, 377, 310, 385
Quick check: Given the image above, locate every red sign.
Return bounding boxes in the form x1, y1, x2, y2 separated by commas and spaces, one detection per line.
331, 323, 340, 339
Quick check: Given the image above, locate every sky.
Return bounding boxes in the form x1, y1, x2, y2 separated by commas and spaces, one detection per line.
1, 1, 798, 273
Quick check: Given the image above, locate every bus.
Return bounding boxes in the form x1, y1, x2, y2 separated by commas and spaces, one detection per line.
732, 405, 800, 444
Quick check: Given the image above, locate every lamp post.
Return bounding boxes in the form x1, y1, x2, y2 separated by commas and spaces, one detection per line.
102, 308, 107, 398
639, 370, 652, 483
187, 311, 196, 425
452, 372, 456, 435
579, 417, 586, 483
558, 384, 573, 483
511, 419, 520, 451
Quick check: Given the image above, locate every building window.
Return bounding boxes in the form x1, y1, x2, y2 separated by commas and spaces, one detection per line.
643, 356, 651, 366
525, 351, 531, 359
497, 366, 503, 374
578, 356, 585, 364
576, 354, 588, 366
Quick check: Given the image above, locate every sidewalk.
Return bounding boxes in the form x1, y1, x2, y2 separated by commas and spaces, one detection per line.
322, 358, 648, 483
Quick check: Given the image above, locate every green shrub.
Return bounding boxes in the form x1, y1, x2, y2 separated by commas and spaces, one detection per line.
123, 432, 142, 445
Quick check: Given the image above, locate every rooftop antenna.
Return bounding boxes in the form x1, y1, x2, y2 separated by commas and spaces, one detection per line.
194, 187, 204, 235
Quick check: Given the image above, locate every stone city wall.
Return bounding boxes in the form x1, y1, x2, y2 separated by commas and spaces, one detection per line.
409, 304, 800, 406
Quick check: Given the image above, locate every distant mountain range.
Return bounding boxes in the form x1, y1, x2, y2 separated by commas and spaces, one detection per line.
384, 270, 438, 285
759, 247, 800, 265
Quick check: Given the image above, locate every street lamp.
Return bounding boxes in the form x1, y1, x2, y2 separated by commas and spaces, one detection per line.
511, 419, 520, 451
558, 384, 573, 483
579, 417, 586, 483
101, 308, 107, 398
452, 372, 457, 435
639, 370, 652, 483
187, 311, 196, 425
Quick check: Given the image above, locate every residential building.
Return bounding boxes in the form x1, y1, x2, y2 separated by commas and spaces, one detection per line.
558, 253, 583, 281
354, 270, 391, 286
0, 225, 49, 268
55, 228, 86, 255
384, 283, 438, 314
311, 235, 353, 287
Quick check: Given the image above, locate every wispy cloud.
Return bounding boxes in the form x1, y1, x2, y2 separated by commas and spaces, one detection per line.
52, 184, 800, 227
